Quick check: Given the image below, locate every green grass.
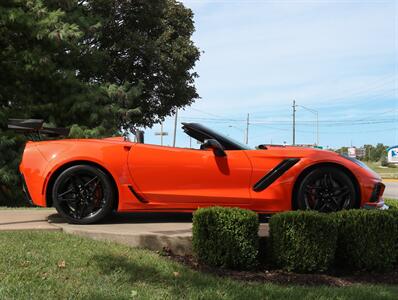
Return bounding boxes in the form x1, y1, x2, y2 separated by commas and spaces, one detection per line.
364, 162, 398, 179
0, 232, 397, 299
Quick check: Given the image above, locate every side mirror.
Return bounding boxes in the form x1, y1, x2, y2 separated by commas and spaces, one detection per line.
201, 139, 226, 157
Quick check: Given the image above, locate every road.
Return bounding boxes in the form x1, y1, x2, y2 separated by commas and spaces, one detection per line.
384, 181, 398, 199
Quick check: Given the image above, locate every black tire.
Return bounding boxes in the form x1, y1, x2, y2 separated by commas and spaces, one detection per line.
296, 166, 357, 212
52, 165, 115, 224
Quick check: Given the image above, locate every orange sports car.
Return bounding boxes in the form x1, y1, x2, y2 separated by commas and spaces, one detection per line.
16, 120, 386, 224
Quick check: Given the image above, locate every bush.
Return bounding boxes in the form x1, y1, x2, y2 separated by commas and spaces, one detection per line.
386, 208, 398, 264
336, 209, 398, 271
269, 211, 338, 272
192, 207, 259, 270
385, 199, 398, 209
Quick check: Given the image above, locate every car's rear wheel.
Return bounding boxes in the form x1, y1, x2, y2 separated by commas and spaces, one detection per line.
52, 165, 114, 224
296, 166, 357, 212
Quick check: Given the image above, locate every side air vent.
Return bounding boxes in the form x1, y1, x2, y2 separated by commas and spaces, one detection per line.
128, 185, 149, 203
253, 158, 300, 192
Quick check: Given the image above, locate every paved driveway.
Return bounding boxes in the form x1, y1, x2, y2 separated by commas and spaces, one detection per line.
384, 180, 398, 199
0, 209, 58, 231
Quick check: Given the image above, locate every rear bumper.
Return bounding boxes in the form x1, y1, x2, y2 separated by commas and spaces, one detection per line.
20, 173, 34, 206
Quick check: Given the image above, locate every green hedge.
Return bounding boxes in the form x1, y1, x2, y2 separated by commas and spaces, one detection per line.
269, 211, 338, 272
385, 199, 398, 209
193, 206, 398, 272
336, 209, 398, 271
192, 206, 259, 270
385, 208, 398, 265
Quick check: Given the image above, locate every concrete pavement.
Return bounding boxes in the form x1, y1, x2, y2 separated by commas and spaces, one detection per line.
384, 180, 398, 199
0, 209, 59, 231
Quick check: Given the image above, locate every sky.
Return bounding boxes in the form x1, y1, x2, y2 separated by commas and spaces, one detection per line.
144, 0, 398, 149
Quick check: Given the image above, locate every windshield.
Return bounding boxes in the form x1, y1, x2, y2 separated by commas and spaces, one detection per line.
211, 129, 252, 150
182, 123, 252, 150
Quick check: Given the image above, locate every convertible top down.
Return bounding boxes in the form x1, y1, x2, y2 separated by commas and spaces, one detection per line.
17, 121, 386, 224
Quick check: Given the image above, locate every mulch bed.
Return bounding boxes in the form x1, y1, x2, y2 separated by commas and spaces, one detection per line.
161, 249, 398, 286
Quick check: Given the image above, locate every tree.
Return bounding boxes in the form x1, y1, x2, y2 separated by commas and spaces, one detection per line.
335, 147, 348, 156
374, 143, 388, 162
0, 0, 83, 205
0, 0, 200, 205
46, 0, 200, 131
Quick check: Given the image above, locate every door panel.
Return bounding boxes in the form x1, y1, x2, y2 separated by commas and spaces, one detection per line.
128, 144, 252, 207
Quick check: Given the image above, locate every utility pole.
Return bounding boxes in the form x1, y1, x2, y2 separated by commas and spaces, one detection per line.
292, 100, 296, 145
245, 113, 249, 145
172, 109, 178, 147
155, 123, 168, 146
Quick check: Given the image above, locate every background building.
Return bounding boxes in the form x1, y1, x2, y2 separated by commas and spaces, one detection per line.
387, 146, 398, 164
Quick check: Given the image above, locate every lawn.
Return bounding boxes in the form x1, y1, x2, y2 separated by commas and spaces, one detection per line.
0, 231, 397, 299
364, 162, 398, 179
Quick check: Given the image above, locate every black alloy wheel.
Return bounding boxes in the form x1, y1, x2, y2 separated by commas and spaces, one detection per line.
296, 166, 357, 212
52, 165, 114, 224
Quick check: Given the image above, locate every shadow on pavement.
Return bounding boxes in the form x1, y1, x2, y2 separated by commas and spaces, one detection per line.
48, 212, 194, 224
48, 211, 270, 224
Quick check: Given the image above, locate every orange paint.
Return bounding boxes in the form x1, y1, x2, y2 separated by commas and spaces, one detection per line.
19, 138, 385, 213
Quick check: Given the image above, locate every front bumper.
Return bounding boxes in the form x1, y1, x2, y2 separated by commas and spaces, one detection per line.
363, 199, 389, 210
363, 182, 388, 210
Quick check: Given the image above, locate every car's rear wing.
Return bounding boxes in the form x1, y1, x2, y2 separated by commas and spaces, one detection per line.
7, 119, 70, 140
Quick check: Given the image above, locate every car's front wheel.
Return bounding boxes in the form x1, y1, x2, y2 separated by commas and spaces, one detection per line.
296, 166, 357, 212
52, 165, 115, 224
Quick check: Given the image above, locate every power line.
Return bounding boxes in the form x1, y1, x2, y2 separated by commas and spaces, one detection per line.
251, 123, 396, 134
179, 116, 397, 126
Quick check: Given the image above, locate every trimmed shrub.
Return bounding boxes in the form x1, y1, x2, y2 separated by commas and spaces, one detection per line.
386, 208, 398, 265
269, 211, 338, 272
385, 199, 398, 210
192, 206, 259, 270
336, 209, 398, 271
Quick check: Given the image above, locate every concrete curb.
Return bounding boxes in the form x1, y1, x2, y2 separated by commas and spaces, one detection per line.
57, 225, 193, 255
47, 213, 197, 255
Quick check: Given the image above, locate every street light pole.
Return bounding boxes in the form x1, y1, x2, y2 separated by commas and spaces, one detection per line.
161, 123, 164, 146
155, 123, 168, 146
292, 100, 296, 145
245, 113, 249, 145
172, 109, 178, 147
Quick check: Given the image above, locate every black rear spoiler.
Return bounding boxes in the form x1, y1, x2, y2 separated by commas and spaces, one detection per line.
7, 119, 70, 139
